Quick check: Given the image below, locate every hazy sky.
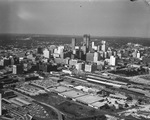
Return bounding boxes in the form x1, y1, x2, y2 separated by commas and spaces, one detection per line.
0, 0, 150, 37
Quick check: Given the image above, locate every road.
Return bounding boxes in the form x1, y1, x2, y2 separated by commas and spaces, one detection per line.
38, 101, 64, 120
11, 89, 64, 120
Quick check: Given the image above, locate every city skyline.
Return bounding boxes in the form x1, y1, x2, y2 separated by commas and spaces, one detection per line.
1, 0, 150, 38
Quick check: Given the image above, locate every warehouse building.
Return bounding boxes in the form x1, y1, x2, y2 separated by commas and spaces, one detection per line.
59, 90, 87, 101
49, 86, 72, 93
76, 94, 104, 106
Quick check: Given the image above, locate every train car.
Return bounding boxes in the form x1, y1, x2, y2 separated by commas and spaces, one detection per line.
87, 75, 127, 86
86, 78, 122, 88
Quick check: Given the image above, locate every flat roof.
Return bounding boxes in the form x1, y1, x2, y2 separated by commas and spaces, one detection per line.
9, 99, 24, 107
91, 101, 107, 108
109, 94, 127, 99
76, 95, 104, 104
15, 97, 31, 105
60, 90, 86, 98
50, 86, 72, 93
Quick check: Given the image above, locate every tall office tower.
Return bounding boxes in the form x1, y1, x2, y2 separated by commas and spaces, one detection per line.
104, 51, 108, 58
57, 46, 64, 54
0, 93, 1, 116
13, 64, 23, 74
85, 63, 97, 72
83, 34, 88, 45
43, 48, 51, 59
86, 52, 94, 62
137, 51, 141, 58
107, 50, 113, 57
92, 42, 95, 49
110, 55, 117, 66
93, 52, 100, 62
72, 38, 76, 51
86, 35, 90, 49
37, 47, 43, 54
97, 45, 101, 52
83, 34, 90, 52
92, 41, 98, 50
81, 46, 87, 55
101, 40, 107, 52
75, 63, 84, 71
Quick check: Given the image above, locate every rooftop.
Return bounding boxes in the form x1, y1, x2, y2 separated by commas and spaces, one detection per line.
60, 90, 86, 98
90, 101, 107, 108
76, 94, 104, 104
50, 86, 72, 93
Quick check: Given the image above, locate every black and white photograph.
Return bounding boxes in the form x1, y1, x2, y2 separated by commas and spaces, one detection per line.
0, 0, 150, 120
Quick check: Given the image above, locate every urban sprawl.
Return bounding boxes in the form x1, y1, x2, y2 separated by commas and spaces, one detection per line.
1, 34, 150, 120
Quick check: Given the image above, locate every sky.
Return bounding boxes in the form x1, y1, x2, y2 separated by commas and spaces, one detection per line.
0, 0, 150, 37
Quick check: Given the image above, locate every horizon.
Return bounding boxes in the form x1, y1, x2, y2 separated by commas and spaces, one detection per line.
1, 33, 150, 39
1, 0, 150, 38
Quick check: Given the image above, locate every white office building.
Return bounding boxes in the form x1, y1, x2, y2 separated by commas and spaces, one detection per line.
137, 51, 141, 59
43, 48, 51, 58
101, 40, 107, 52
110, 55, 116, 66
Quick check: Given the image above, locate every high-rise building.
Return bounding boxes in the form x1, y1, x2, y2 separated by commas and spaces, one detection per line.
113, 51, 117, 56
137, 51, 141, 59
104, 52, 108, 58
13, 64, 23, 74
86, 53, 94, 62
81, 46, 87, 55
43, 49, 51, 59
92, 42, 95, 49
37, 47, 43, 54
72, 38, 76, 51
97, 45, 101, 52
110, 56, 117, 66
75, 62, 85, 71
93, 52, 100, 62
69, 59, 78, 66
101, 40, 107, 52
107, 50, 113, 57
85, 63, 97, 72
83, 34, 90, 53
57, 46, 64, 54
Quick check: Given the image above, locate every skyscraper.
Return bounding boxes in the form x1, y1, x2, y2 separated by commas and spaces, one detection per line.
43, 48, 51, 59
83, 34, 90, 53
101, 40, 107, 52
72, 38, 76, 51
13, 64, 23, 74
110, 55, 117, 66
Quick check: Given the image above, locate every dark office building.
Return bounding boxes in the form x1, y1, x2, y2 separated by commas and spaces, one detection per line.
13, 64, 23, 74
86, 53, 94, 62
72, 38, 76, 51
37, 47, 43, 54
28, 64, 39, 73
39, 63, 57, 72
83, 34, 90, 53
60, 51, 72, 59
4, 59, 11, 66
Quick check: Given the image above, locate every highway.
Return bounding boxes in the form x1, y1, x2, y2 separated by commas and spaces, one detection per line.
38, 101, 64, 120
10, 89, 64, 120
